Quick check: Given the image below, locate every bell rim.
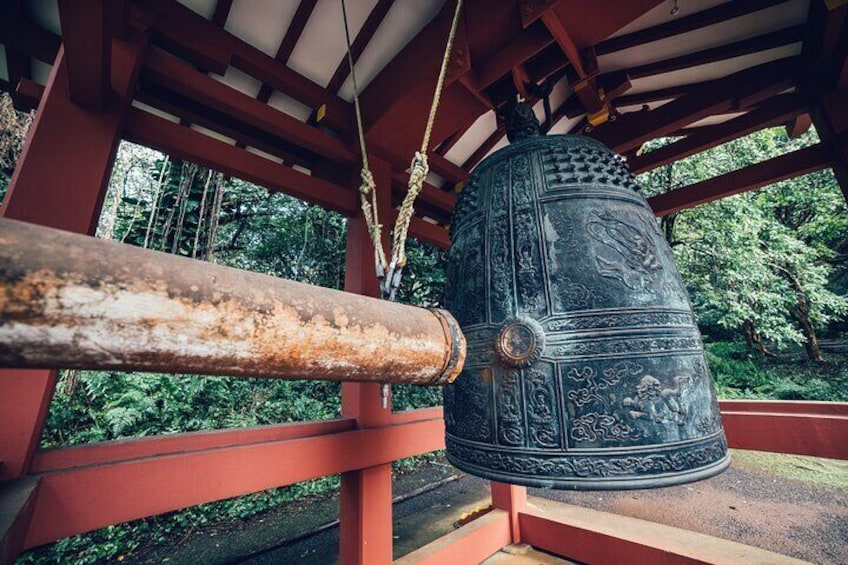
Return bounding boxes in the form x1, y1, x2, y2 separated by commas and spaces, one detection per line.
445, 450, 731, 491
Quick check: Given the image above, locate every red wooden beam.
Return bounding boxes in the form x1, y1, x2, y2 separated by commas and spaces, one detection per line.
522, 0, 664, 49
474, 21, 554, 90
597, 0, 792, 55
589, 57, 799, 153
57, 0, 122, 110
31, 419, 355, 473
719, 399, 848, 417
723, 411, 848, 459
326, 0, 395, 95
612, 81, 707, 109
22, 415, 446, 549
810, 88, 848, 202
786, 112, 813, 137
408, 217, 450, 250
123, 108, 359, 215
394, 510, 511, 565
623, 25, 805, 81
392, 172, 456, 215
0, 477, 41, 565
520, 498, 809, 565
141, 48, 356, 165
135, 83, 318, 169
211, 0, 233, 27
0, 14, 61, 65
136, 0, 353, 131
256, 0, 318, 104
490, 482, 526, 545
630, 93, 808, 174
648, 143, 834, 216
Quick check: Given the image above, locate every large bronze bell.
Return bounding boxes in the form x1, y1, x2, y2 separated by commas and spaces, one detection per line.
443, 105, 729, 490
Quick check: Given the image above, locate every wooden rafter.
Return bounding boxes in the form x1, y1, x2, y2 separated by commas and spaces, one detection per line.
211, 0, 233, 27
648, 143, 834, 216
630, 93, 808, 174
596, 0, 792, 55
623, 25, 806, 81
326, 0, 395, 95
588, 57, 799, 153
135, 82, 317, 169
256, 0, 319, 104
474, 21, 554, 91
140, 48, 356, 165
136, 0, 353, 131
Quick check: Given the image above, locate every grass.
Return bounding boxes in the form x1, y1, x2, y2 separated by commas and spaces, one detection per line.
731, 449, 848, 492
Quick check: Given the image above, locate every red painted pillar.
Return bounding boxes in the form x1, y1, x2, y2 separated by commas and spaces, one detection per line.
338, 156, 395, 565
0, 32, 147, 480
491, 481, 527, 544
810, 89, 848, 203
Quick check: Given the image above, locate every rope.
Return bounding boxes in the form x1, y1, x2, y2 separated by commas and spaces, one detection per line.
342, 0, 387, 278
341, 0, 463, 300
391, 0, 463, 275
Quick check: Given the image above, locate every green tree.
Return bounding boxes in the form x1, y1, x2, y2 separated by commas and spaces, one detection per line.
638, 127, 848, 361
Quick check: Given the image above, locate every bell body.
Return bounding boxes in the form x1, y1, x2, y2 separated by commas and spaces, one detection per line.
443, 135, 729, 490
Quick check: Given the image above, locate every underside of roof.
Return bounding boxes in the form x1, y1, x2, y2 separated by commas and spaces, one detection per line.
0, 0, 846, 246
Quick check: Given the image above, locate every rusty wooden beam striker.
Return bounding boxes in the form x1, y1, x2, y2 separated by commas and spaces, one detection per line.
0, 219, 465, 386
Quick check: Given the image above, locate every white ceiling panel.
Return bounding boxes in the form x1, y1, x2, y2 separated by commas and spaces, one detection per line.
225, 0, 300, 57
289, 0, 378, 87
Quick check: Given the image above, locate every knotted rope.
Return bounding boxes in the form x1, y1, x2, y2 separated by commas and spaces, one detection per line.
342, 0, 463, 300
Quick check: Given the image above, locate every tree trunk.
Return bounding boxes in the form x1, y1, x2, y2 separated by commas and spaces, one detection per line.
789, 299, 824, 362
142, 155, 170, 249
743, 319, 774, 357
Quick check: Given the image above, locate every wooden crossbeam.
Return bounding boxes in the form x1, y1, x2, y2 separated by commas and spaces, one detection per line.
648, 143, 834, 216
326, 0, 394, 94
0, 12, 61, 66
596, 0, 792, 55
630, 93, 808, 174
136, 82, 318, 169
612, 81, 706, 109
141, 48, 356, 165
589, 57, 799, 153
123, 108, 359, 215
358, 0, 473, 135
624, 25, 806, 81
474, 21, 554, 90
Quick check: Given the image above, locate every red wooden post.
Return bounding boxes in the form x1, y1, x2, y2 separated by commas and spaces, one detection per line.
810, 89, 848, 203
0, 32, 147, 480
339, 156, 395, 565
490, 481, 527, 544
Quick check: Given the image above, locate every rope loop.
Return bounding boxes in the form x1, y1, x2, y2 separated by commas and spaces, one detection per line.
341, 0, 463, 301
